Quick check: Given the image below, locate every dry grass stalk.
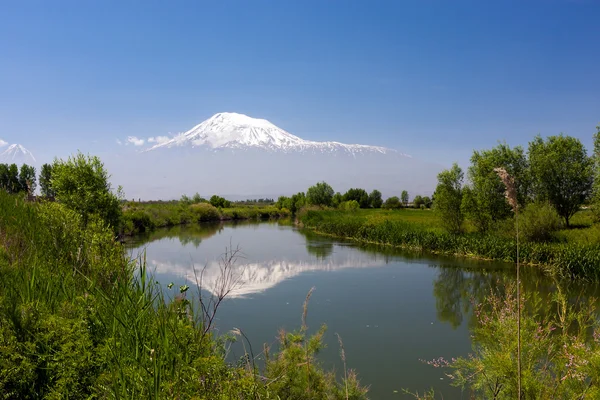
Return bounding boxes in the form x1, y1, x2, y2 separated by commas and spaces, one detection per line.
302, 286, 315, 332
494, 167, 521, 399
336, 333, 349, 400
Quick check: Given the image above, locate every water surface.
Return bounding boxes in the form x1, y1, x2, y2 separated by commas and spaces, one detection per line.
126, 221, 597, 399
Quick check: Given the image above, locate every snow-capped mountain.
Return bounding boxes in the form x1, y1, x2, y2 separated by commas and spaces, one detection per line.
0, 144, 36, 163
146, 112, 395, 155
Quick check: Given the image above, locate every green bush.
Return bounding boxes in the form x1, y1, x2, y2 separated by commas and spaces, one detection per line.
519, 202, 561, 242
190, 202, 221, 221
339, 200, 360, 211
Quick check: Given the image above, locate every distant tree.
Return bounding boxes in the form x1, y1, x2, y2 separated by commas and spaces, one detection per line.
180, 194, 192, 205
342, 188, 370, 208
276, 195, 290, 210
332, 192, 343, 208
0, 164, 8, 191
39, 163, 55, 198
401, 190, 409, 206
7, 164, 20, 193
422, 196, 433, 208
52, 152, 123, 230
382, 196, 402, 209
19, 164, 36, 195
529, 134, 594, 227
209, 195, 230, 208
433, 163, 464, 234
192, 192, 206, 204
368, 189, 383, 208
413, 195, 424, 209
306, 181, 334, 207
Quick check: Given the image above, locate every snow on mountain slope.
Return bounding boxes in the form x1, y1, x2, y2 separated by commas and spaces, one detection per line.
145, 112, 398, 155
0, 144, 36, 163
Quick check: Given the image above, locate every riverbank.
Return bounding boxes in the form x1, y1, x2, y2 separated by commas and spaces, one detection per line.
121, 201, 291, 235
298, 208, 600, 280
0, 192, 365, 398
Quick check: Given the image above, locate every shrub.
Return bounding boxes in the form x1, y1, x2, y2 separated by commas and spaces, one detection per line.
339, 200, 360, 211
519, 201, 561, 242
190, 202, 221, 221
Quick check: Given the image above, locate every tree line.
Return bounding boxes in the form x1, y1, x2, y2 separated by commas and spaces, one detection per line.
434, 127, 600, 236
275, 183, 432, 213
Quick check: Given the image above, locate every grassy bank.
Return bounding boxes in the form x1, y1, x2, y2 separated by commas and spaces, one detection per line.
0, 192, 365, 398
298, 208, 600, 280
122, 201, 291, 235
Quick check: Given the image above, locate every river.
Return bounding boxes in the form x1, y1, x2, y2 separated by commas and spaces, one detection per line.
125, 220, 598, 399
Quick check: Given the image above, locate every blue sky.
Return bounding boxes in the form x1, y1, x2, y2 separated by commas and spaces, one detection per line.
1, 0, 599, 167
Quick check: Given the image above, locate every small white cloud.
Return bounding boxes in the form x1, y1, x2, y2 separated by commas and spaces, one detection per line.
127, 136, 145, 146
147, 135, 170, 144
0, 139, 7, 148
116, 139, 123, 145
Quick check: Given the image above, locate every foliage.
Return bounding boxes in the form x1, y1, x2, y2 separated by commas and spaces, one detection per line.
413, 195, 424, 209
529, 134, 594, 226
401, 190, 409, 206
18, 164, 36, 195
433, 163, 464, 234
39, 163, 55, 198
275, 192, 306, 214
209, 194, 232, 208
368, 189, 383, 208
51, 152, 122, 230
332, 192, 343, 208
519, 201, 562, 242
0, 163, 36, 194
382, 196, 402, 209
466, 143, 530, 231
422, 196, 432, 208
430, 285, 600, 399
339, 200, 360, 211
342, 188, 370, 208
306, 181, 334, 207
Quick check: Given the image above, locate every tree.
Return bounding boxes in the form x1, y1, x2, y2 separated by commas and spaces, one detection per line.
52, 152, 122, 230
401, 190, 409, 206
413, 195, 424, 209
342, 188, 369, 208
39, 163, 55, 198
0, 164, 8, 191
433, 163, 464, 234
7, 164, 20, 193
19, 164, 36, 195
382, 196, 402, 209
368, 189, 383, 208
332, 192, 343, 208
529, 135, 593, 227
422, 196, 432, 208
464, 143, 530, 232
306, 181, 334, 207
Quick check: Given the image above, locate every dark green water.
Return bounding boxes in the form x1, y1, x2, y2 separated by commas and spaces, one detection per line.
126, 221, 598, 399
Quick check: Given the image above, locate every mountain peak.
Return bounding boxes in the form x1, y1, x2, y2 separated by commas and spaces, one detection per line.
145, 112, 397, 155
1, 144, 36, 163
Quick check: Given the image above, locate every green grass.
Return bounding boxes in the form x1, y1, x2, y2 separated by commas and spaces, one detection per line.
298, 208, 600, 280
0, 192, 366, 398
